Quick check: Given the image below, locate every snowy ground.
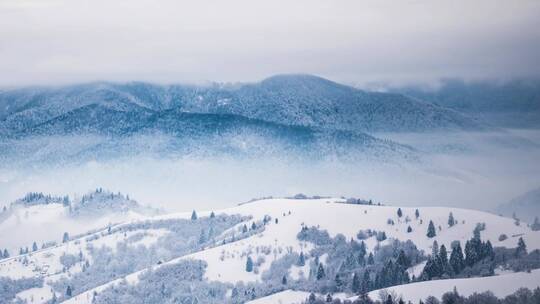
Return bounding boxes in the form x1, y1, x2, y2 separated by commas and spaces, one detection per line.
366, 269, 540, 303
2, 197, 540, 304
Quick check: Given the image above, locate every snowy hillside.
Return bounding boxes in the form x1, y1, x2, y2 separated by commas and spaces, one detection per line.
1, 196, 539, 303
0, 190, 157, 255
365, 269, 540, 303
1, 197, 530, 304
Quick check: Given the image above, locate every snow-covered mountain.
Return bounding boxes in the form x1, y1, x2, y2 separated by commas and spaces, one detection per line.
1, 195, 539, 304
0, 75, 482, 137
0, 189, 158, 257
496, 186, 540, 223
392, 79, 540, 128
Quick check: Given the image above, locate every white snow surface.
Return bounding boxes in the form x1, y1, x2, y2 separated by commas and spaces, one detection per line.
366, 269, 540, 303
2, 197, 540, 304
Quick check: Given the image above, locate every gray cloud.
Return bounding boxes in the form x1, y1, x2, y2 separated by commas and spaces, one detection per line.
1, 0, 539, 87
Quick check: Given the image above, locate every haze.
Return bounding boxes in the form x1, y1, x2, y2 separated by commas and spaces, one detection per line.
1, 0, 540, 87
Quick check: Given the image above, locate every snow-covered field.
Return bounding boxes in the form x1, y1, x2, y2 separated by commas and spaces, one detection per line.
2, 197, 540, 304
367, 269, 540, 303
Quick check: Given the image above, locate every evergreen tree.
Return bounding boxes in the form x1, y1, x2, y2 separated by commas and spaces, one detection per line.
326, 294, 333, 302
532, 216, 540, 231
352, 272, 361, 293
19, 247, 24, 255
281, 275, 287, 285
367, 252, 374, 265
361, 271, 370, 293
251, 222, 257, 230
334, 273, 344, 291
432, 240, 439, 257
198, 229, 207, 244
210, 211, 215, 218
32, 241, 38, 252
245, 256, 253, 272
484, 240, 495, 260
396, 250, 410, 268
516, 237, 527, 257
298, 251, 306, 266
62, 232, 69, 243
385, 294, 393, 304
397, 208, 403, 218
448, 212, 455, 227
439, 244, 448, 269
191, 210, 197, 221
449, 242, 464, 274
427, 220, 436, 238
242, 224, 248, 233
66, 285, 72, 297
407, 226, 412, 233
415, 209, 420, 219
316, 263, 325, 280
2, 249, 8, 258
359, 241, 367, 257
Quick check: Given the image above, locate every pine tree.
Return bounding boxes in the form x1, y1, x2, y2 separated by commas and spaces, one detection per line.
385, 294, 393, 304
361, 271, 370, 293
298, 251, 306, 266
251, 222, 257, 230
334, 273, 344, 291
316, 263, 325, 280
415, 209, 420, 219
359, 241, 367, 257
191, 210, 197, 221
242, 224, 248, 233
32, 242, 38, 252
396, 250, 410, 268
281, 275, 287, 285
407, 226, 412, 233
326, 294, 333, 302
432, 240, 439, 257
397, 208, 403, 218
448, 212, 455, 227
532, 217, 540, 231
66, 285, 72, 297
210, 211, 215, 219
427, 220, 436, 238
367, 253, 375, 265
449, 243, 464, 274
439, 244, 448, 267
2, 249, 8, 258
516, 237, 527, 257
62, 232, 69, 243
198, 229, 207, 244
245, 256, 253, 272
352, 272, 360, 293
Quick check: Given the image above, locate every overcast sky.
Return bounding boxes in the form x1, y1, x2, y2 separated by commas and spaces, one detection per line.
1, 0, 539, 87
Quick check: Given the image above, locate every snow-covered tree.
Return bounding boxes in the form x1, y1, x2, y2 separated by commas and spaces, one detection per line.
427, 220, 436, 238
316, 263, 325, 280
245, 256, 253, 272
191, 210, 197, 221
62, 232, 69, 243
448, 212, 455, 227
397, 208, 403, 218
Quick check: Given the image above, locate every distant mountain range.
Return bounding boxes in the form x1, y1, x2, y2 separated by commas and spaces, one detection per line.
10, 74, 540, 164
496, 186, 540, 223
0, 74, 482, 136
393, 79, 540, 128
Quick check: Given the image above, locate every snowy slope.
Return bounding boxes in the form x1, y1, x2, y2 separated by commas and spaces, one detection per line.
57, 198, 540, 304
366, 269, 540, 303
